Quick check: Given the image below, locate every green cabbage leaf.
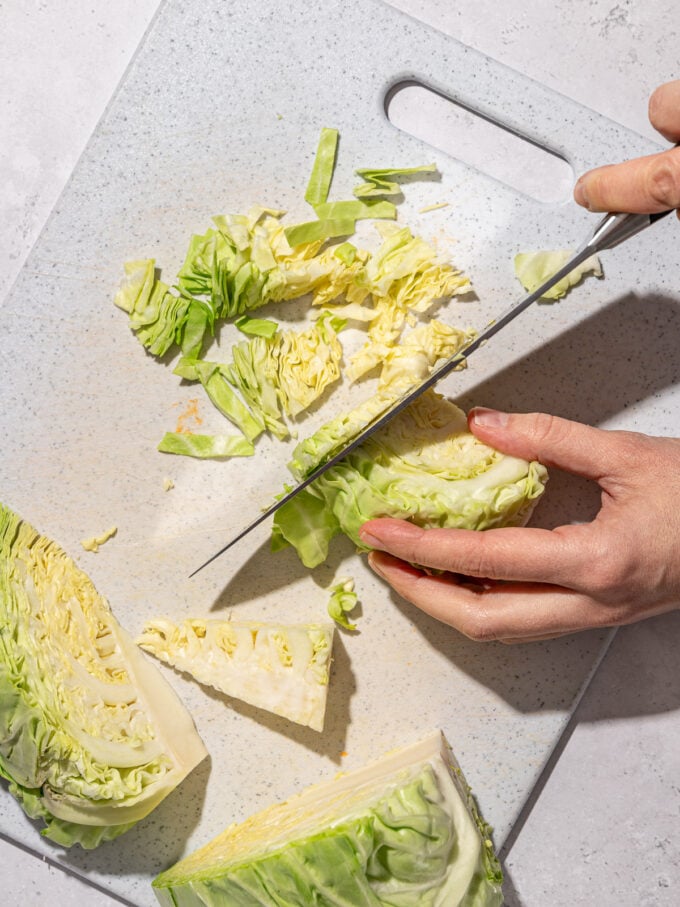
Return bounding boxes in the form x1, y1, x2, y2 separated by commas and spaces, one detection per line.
0, 503, 207, 848
353, 163, 438, 197
513, 249, 602, 299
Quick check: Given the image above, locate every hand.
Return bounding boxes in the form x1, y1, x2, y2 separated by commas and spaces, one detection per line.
574, 79, 680, 213
359, 409, 680, 643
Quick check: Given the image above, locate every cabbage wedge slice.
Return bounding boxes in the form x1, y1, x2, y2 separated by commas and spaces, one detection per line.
273, 390, 548, 569
152, 731, 503, 907
137, 619, 334, 732
0, 503, 207, 849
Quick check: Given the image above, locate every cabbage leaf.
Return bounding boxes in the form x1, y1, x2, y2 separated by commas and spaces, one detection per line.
514, 249, 602, 299
304, 126, 339, 207
158, 432, 255, 459
353, 162, 438, 197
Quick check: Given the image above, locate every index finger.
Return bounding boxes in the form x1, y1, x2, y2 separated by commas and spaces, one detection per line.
359, 518, 595, 589
574, 146, 680, 214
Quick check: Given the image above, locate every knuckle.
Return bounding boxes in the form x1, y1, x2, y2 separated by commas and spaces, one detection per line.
585, 545, 629, 599
645, 157, 680, 209
455, 534, 497, 580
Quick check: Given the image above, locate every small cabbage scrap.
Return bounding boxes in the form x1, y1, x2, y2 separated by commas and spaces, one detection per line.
136, 619, 334, 732
157, 432, 255, 459
273, 390, 548, 569
234, 314, 279, 339
353, 162, 438, 197
151, 731, 503, 907
327, 578, 358, 631
303, 126, 338, 207
0, 502, 207, 849
80, 525, 117, 552
514, 249, 602, 299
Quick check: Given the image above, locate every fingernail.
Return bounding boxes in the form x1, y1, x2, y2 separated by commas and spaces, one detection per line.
574, 177, 590, 209
360, 529, 382, 549
470, 407, 508, 429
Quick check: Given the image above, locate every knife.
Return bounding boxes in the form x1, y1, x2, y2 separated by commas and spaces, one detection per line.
190, 209, 671, 577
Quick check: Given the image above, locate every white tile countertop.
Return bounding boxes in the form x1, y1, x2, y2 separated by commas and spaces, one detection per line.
1, 1, 679, 905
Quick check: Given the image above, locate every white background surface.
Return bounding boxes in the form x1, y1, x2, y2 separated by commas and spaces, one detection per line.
1, 1, 679, 904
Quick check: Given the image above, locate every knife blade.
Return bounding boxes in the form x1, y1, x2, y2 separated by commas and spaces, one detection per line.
190, 209, 670, 577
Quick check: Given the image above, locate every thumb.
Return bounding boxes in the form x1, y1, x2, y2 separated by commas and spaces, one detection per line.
468, 408, 630, 481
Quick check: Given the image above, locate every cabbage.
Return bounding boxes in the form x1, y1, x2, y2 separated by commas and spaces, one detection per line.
114, 209, 357, 360
166, 312, 346, 457
304, 126, 339, 207
327, 577, 359, 631
157, 432, 256, 459
272, 390, 548, 569
151, 731, 503, 907
346, 223, 472, 380
513, 249, 602, 299
235, 314, 279, 339
0, 503, 207, 848
80, 525, 117, 552
137, 619, 334, 731
353, 163, 438, 198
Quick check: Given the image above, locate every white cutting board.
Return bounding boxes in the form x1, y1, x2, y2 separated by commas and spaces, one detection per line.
2, 0, 680, 903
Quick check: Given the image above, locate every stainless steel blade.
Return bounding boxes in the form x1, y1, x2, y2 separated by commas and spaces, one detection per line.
190, 209, 670, 576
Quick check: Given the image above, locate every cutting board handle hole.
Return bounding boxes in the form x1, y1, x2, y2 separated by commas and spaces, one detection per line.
385, 80, 574, 205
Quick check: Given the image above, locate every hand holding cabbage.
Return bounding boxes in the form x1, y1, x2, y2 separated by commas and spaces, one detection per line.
361, 410, 680, 642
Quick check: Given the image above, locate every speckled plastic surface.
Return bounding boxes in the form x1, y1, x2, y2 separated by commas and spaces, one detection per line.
1, 0, 679, 904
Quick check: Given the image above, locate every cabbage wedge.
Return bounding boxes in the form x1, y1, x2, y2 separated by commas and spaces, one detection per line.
0, 503, 207, 848
273, 390, 547, 569
152, 731, 503, 907
137, 619, 334, 732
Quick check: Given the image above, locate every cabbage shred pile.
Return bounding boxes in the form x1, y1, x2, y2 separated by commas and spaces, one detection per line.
114, 130, 471, 459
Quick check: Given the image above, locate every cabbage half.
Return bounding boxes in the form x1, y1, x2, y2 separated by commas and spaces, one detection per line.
152, 731, 503, 907
137, 619, 334, 732
0, 503, 207, 848
272, 391, 548, 569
